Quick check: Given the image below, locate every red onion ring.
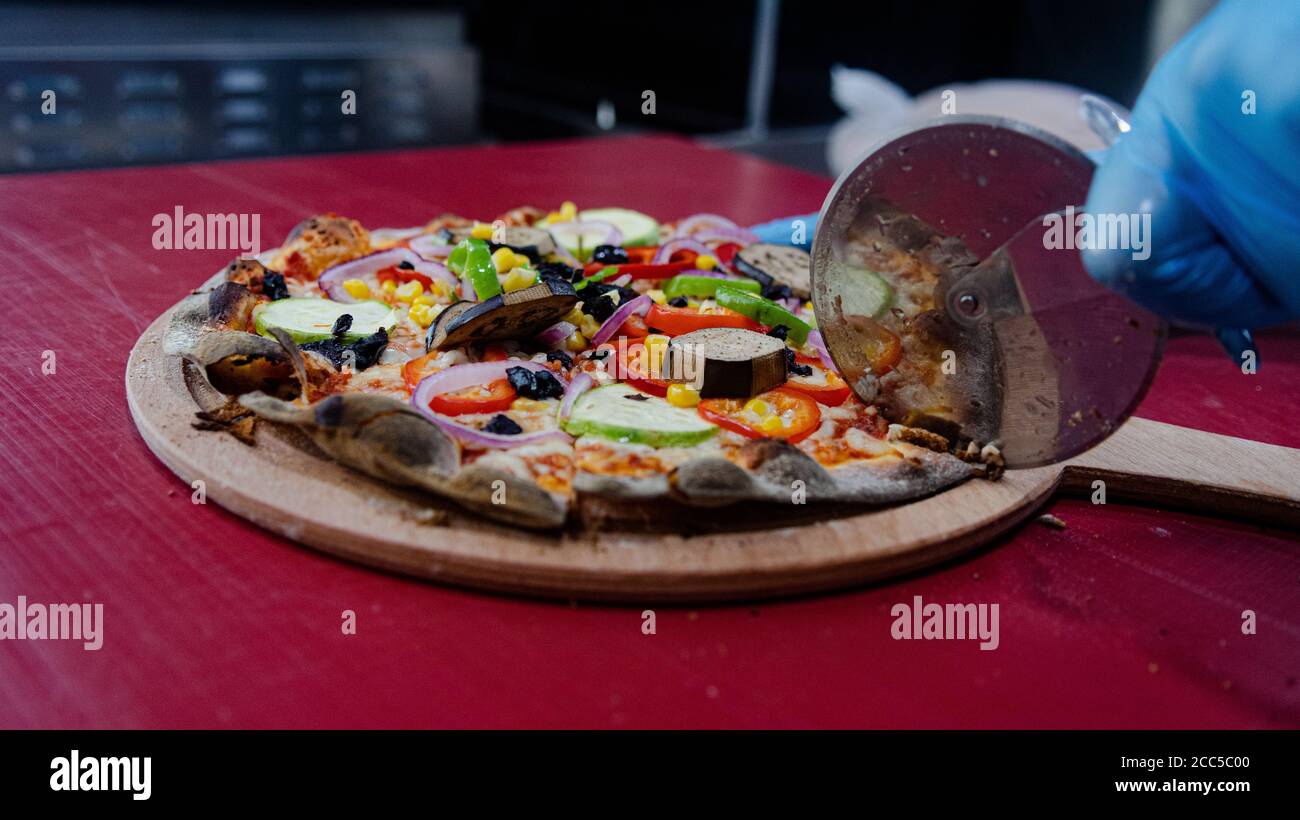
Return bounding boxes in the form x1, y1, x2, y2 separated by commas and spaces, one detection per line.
550, 242, 582, 268
408, 234, 455, 259
589, 294, 652, 347
675, 268, 747, 280
692, 226, 759, 245
369, 227, 424, 245
548, 220, 623, 258
674, 213, 739, 236
535, 321, 575, 349
410, 360, 572, 450
652, 237, 714, 265
318, 248, 456, 302
807, 329, 837, 371
559, 371, 594, 421
418, 359, 567, 395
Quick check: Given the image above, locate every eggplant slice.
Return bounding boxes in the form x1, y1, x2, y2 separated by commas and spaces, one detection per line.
437, 224, 556, 262
664, 327, 787, 398
428, 278, 577, 350
733, 243, 812, 299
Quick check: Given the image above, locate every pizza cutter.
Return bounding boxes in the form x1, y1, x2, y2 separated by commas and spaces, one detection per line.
810, 116, 1167, 467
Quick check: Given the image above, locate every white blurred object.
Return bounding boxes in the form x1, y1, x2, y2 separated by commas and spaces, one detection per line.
826, 67, 1129, 176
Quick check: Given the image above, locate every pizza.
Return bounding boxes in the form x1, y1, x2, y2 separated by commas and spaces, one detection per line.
163, 203, 1003, 530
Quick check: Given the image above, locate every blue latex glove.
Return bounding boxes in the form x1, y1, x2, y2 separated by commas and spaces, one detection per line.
1082, 0, 1300, 357
748, 213, 818, 250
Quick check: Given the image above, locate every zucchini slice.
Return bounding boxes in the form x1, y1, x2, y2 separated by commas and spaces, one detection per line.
563, 383, 717, 447
578, 207, 660, 247
254, 298, 397, 344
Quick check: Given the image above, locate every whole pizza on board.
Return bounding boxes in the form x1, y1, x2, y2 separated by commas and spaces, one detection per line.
164, 203, 1002, 530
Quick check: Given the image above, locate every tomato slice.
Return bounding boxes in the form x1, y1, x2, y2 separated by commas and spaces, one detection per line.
714, 242, 741, 265
426, 378, 516, 416
625, 246, 658, 264
697, 388, 821, 443
480, 344, 510, 362
376, 265, 435, 289
857, 317, 903, 375
402, 351, 441, 391
615, 342, 669, 396
618, 313, 650, 339
645, 303, 762, 336
785, 354, 851, 406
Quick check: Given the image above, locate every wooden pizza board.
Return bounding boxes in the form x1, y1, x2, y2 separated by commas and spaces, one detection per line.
126, 308, 1300, 603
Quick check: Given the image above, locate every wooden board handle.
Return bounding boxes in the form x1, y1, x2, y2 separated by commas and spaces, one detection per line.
1059, 417, 1300, 528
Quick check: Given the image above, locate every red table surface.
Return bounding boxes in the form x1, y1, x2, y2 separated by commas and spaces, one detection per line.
0, 135, 1297, 729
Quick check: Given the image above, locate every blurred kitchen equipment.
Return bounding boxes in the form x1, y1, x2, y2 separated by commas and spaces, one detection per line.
826, 67, 1129, 176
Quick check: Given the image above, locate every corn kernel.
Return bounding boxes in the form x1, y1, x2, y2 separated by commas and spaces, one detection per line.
470, 223, 494, 240
408, 303, 438, 328
647, 289, 667, 305
395, 280, 423, 303
430, 280, 449, 299
502, 268, 537, 293
560, 201, 577, 219
804, 301, 815, 313
413, 293, 437, 307
579, 314, 602, 338
758, 414, 785, 435
342, 278, 370, 299
510, 397, 552, 413
513, 251, 532, 270
666, 384, 700, 408
744, 398, 770, 416
564, 306, 586, 326
695, 254, 717, 271
644, 333, 670, 351
564, 331, 588, 351
381, 279, 398, 296
492, 247, 516, 273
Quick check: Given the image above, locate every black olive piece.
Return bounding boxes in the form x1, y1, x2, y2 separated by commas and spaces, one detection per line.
537, 261, 580, 283
623, 393, 650, 402
300, 339, 345, 368
669, 296, 689, 308
767, 324, 790, 341
584, 292, 619, 323
587, 349, 610, 361
506, 365, 564, 400
332, 314, 354, 338
436, 227, 457, 243
262, 271, 290, 301
304, 328, 388, 371
347, 328, 389, 371
546, 350, 573, 369
398, 260, 415, 270
592, 244, 629, 265
783, 347, 812, 376
483, 414, 523, 435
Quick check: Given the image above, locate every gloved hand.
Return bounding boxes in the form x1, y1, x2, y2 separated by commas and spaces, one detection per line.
1082, 0, 1300, 344
748, 213, 819, 250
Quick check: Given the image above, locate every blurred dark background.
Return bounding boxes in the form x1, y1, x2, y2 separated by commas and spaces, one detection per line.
0, 0, 1176, 175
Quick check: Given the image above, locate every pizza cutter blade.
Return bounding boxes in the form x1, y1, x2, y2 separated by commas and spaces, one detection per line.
811, 117, 1167, 467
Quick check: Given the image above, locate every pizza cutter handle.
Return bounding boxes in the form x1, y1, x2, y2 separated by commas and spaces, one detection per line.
1058, 416, 1300, 529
